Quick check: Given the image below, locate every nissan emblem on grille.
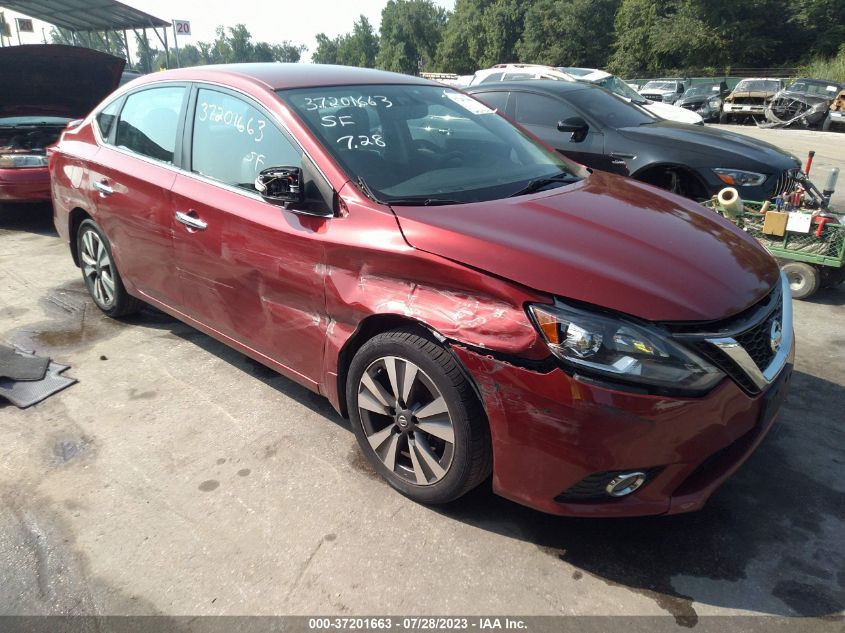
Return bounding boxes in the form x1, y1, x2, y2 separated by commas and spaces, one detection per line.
770, 320, 783, 353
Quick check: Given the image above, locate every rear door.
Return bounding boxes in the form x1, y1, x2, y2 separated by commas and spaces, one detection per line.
169, 85, 328, 384
90, 84, 188, 304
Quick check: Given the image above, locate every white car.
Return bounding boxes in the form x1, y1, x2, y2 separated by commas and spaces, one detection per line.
467, 64, 576, 86
559, 68, 703, 124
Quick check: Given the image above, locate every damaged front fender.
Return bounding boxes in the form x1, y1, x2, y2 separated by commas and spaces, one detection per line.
761, 91, 831, 128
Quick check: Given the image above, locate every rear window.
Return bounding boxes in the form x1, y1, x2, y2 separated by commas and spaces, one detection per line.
115, 86, 186, 163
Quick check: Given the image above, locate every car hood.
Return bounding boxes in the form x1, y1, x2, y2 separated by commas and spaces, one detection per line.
775, 89, 834, 106
391, 171, 778, 322
726, 90, 775, 101
617, 121, 800, 167
642, 100, 703, 124
0, 45, 125, 119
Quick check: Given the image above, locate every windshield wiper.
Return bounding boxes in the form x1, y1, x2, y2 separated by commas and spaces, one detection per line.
508, 173, 579, 198
385, 197, 467, 206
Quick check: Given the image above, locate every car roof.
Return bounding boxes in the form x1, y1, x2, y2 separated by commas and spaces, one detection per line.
467, 80, 591, 95
131, 63, 431, 91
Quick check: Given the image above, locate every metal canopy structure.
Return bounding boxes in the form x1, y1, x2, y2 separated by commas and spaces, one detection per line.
0, 0, 168, 31
0, 0, 172, 70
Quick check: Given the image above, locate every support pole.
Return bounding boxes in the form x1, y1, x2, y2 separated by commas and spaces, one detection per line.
172, 22, 181, 68
123, 29, 132, 68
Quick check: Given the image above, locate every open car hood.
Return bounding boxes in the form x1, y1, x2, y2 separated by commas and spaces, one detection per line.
0, 45, 125, 119
391, 171, 778, 323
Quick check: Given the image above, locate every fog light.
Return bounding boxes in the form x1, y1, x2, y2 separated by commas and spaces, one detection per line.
605, 472, 647, 497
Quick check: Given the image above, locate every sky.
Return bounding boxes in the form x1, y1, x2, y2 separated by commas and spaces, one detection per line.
0, 0, 456, 62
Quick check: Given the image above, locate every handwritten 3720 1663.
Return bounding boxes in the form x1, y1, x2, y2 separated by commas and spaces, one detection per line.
198, 102, 266, 143
303, 95, 393, 111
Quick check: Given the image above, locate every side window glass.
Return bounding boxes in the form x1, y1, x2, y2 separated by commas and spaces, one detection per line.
474, 91, 508, 113
192, 88, 300, 189
479, 72, 503, 84
516, 93, 578, 127
115, 86, 185, 163
96, 99, 121, 141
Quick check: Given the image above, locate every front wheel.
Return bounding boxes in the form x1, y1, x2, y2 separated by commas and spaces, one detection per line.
719, 111, 730, 124
346, 327, 491, 505
77, 219, 142, 317
822, 116, 832, 132
781, 261, 820, 300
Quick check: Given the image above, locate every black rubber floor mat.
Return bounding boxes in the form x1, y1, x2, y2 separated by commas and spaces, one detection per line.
0, 345, 50, 381
0, 361, 76, 408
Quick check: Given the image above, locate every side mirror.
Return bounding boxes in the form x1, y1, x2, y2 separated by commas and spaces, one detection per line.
557, 116, 588, 133
557, 116, 589, 142
255, 166, 303, 206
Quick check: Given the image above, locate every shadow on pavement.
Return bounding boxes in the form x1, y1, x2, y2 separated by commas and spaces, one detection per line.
0, 202, 57, 237
432, 368, 845, 624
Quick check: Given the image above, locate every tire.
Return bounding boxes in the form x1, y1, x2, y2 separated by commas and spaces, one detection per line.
822, 116, 832, 132
820, 266, 845, 288
781, 261, 820, 300
719, 111, 730, 124
76, 219, 143, 317
346, 327, 491, 505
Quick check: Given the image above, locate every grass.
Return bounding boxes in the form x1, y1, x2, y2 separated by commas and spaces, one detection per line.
802, 50, 845, 83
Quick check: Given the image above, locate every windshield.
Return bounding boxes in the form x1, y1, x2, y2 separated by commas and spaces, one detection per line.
591, 75, 644, 101
642, 81, 677, 91
279, 84, 578, 204
734, 80, 780, 92
788, 80, 843, 95
566, 87, 656, 128
681, 85, 719, 98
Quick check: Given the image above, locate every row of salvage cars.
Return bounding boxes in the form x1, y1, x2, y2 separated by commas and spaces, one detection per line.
719, 77, 845, 130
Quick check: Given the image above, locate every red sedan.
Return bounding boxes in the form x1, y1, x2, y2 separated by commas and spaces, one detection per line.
0, 45, 124, 204
50, 64, 794, 517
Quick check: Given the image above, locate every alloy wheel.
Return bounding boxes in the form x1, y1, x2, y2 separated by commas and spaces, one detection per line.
80, 228, 116, 308
357, 356, 455, 486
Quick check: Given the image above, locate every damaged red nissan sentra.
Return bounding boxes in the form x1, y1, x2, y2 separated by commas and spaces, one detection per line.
50, 65, 794, 517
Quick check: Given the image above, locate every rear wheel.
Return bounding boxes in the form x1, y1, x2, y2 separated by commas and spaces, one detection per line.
781, 261, 820, 300
346, 327, 491, 504
76, 219, 142, 317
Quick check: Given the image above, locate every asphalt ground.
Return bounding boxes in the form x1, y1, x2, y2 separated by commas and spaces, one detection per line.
0, 127, 843, 629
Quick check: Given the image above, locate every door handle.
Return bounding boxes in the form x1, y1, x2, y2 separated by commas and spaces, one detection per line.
93, 180, 114, 196
610, 152, 636, 160
175, 211, 208, 231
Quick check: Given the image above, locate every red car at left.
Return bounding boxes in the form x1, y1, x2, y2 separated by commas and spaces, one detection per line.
0, 45, 124, 204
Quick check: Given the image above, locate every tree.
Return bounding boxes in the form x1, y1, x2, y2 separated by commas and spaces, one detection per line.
517, 0, 620, 68
337, 15, 380, 67
312, 33, 340, 64
51, 27, 127, 59
436, 0, 527, 74
377, 0, 447, 74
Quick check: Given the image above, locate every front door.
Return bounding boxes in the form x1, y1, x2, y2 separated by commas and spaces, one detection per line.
170, 86, 328, 385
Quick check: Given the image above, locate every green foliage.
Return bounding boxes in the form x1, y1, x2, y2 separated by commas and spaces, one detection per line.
803, 48, 845, 83
50, 27, 127, 58
376, 0, 447, 74
125, 23, 306, 72
436, 0, 527, 74
517, 0, 620, 68
314, 15, 380, 67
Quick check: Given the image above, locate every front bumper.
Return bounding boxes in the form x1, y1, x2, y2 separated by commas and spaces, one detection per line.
454, 274, 795, 518
0, 166, 51, 203
724, 102, 766, 116
456, 346, 793, 517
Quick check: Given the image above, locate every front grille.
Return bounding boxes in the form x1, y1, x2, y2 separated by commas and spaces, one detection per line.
735, 306, 781, 371
670, 285, 783, 395
681, 101, 703, 111
771, 168, 800, 197
730, 97, 765, 105
555, 468, 662, 502
641, 93, 663, 101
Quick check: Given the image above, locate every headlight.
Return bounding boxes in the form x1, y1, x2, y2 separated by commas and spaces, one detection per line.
708, 97, 722, 108
713, 168, 767, 187
0, 154, 49, 169
528, 302, 724, 394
